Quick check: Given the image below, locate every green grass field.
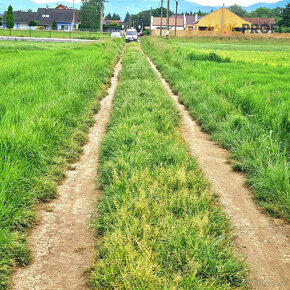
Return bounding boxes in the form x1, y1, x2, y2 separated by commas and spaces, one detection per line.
0, 28, 109, 40
141, 37, 290, 221
87, 43, 246, 289
0, 39, 122, 288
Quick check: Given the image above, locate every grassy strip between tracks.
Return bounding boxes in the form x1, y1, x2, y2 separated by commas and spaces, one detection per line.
87, 43, 246, 289
141, 37, 289, 221
0, 39, 123, 288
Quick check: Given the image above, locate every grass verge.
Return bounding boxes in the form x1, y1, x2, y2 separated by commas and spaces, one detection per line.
87, 43, 246, 289
0, 39, 123, 288
141, 37, 289, 221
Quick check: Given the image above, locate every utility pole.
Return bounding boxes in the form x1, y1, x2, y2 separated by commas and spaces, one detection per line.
150, 7, 152, 35
166, 0, 170, 34
174, 0, 179, 37
160, 0, 163, 37
72, 0, 75, 34
221, 3, 225, 31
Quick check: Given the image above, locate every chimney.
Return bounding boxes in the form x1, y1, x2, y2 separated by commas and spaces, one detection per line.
46, 4, 49, 9
195, 13, 198, 22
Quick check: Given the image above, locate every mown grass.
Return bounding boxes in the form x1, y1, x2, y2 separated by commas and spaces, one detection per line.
0, 28, 110, 40
0, 39, 123, 288
87, 43, 246, 288
141, 37, 289, 221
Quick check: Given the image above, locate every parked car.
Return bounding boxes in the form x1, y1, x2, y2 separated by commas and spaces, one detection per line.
125, 29, 138, 42
111, 31, 122, 38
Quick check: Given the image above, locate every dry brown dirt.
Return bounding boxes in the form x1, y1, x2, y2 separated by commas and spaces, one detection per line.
142, 47, 290, 290
11, 54, 123, 290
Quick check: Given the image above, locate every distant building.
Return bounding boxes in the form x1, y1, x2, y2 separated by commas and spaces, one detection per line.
151, 14, 186, 31
185, 14, 203, 30
194, 8, 252, 32
2, 8, 79, 31
55, 4, 70, 10
151, 14, 202, 31
2, 11, 37, 30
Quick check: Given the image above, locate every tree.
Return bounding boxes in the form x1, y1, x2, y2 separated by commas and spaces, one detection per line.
197, 9, 207, 16
6, 5, 14, 29
109, 22, 119, 27
79, 0, 101, 30
271, 7, 283, 18
105, 12, 112, 20
248, 7, 272, 18
229, 4, 248, 17
29, 20, 40, 26
112, 13, 121, 20
124, 12, 130, 26
52, 21, 57, 30
279, 3, 290, 27
0, 16, 2, 27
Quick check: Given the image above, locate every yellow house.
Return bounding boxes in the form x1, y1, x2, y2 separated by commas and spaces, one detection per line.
195, 7, 252, 32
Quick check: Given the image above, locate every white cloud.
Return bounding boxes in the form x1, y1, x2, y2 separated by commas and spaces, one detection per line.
185, 0, 281, 7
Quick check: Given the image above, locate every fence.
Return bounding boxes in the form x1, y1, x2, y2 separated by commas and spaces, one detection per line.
0, 28, 110, 40
152, 29, 290, 39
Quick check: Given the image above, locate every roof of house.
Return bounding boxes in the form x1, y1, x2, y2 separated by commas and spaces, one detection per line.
3, 11, 37, 23
152, 16, 184, 27
55, 4, 70, 9
185, 15, 203, 25
35, 8, 78, 25
106, 20, 123, 23
243, 17, 275, 26
195, 7, 252, 28
3, 8, 79, 25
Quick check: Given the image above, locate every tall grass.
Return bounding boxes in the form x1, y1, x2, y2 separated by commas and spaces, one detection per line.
87, 43, 246, 288
0, 39, 123, 288
0, 28, 109, 40
141, 37, 289, 221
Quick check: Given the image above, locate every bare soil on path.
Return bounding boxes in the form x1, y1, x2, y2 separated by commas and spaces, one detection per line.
11, 54, 123, 290
141, 47, 290, 290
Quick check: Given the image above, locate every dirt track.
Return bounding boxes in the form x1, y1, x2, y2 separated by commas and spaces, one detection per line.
141, 47, 290, 290
9, 44, 289, 289
11, 54, 123, 290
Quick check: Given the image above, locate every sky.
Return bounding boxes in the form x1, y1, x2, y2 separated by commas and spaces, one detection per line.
32, 0, 281, 6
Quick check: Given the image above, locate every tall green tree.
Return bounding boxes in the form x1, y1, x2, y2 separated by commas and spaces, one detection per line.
124, 12, 131, 26
105, 12, 112, 20
6, 5, 14, 29
271, 7, 283, 18
79, 0, 101, 29
248, 7, 272, 18
112, 13, 121, 20
279, 3, 290, 27
0, 16, 2, 27
229, 4, 248, 17
52, 21, 57, 30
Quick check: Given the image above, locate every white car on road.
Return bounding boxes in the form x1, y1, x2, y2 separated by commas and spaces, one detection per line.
125, 29, 138, 42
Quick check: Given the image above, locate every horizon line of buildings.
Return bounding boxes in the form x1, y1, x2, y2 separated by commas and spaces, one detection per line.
1, 4, 275, 34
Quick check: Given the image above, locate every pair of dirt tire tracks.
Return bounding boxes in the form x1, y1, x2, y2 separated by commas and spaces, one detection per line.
141, 46, 289, 289
11, 52, 123, 290
12, 45, 289, 290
